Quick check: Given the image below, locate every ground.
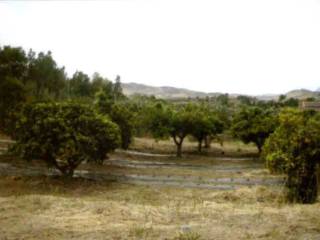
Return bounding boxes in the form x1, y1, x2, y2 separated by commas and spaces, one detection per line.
0, 137, 319, 240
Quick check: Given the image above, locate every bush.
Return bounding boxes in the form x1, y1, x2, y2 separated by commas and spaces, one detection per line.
14, 102, 120, 176
110, 103, 135, 150
263, 109, 320, 203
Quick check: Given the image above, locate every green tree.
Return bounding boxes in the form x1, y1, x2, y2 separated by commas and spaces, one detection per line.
14, 102, 120, 177
110, 103, 135, 149
113, 75, 125, 101
68, 71, 91, 98
28, 51, 66, 99
91, 72, 105, 95
282, 98, 299, 107
236, 95, 255, 106
190, 107, 224, 152
216, 94, 229, 106
231, 106, 278, 153
0, 77, 26, 135
0, 46, 28, 135
263, 109, 320, 203
95, 87, 114, 115
278, 94, 286, 102
0, 45, 28, 82
148, 104, 194, 157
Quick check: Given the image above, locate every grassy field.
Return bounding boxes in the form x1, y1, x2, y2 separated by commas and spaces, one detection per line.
0, 137, 319, 239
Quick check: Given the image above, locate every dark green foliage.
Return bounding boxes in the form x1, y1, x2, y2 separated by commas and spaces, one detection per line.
281, 98, 299, 107
147, 103, 226, 156
130, 95, 165, 137
0, 46, 28, 135
95, 84, 115, 114
68, 71, 91, 98
14, 102, 120, 176
189, 105, 224, 152
0, 45, 125, 104
28, 51, 66, 99
169, 106, 195, 157
215, 94, 229, 106
0, 46, 28, 81
148, 103, 198, 157
236, 95, 255, 105
110, 103, 135, 149
231, 106, 278, 153
0, 77, 26, 135
91, 72, 105, 95
263, 109, 320, 203
278, 94, 286, 102
94, 75, 127, 115
0, 46, 67, 101
113, 75, 126, 101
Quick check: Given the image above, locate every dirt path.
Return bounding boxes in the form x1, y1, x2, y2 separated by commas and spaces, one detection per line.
0, 162, 285, 190
0, 140, 284, 190
105, 159, 262, 172
116, 149, 172, 157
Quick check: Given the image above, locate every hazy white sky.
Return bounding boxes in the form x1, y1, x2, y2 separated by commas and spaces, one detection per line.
1, 0, 320, 95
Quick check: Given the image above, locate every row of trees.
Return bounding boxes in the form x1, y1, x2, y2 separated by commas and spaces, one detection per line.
0, 45, 129, 139
146, 103, 224, 157
12, 98, 319, 203
0, 45, 125, 101
1, 45, 320, 204
0, 45, 135, 176
230, 106, 320, 204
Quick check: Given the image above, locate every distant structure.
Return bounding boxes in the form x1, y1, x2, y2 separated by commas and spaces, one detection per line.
300, 101, 320, 111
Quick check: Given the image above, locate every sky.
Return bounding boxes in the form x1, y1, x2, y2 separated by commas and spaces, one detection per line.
0, 0, 320, 95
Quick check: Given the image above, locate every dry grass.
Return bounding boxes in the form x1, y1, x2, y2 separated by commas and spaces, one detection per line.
82, 163, 280, 181
0, 137, 319, 239
0, 176, 319, 240
131, 137, 258, 157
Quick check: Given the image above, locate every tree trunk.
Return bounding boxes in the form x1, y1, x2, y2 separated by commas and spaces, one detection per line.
198, 139, 203, 152
204, 136, 211, 149
52, 160, 75, 178
256, 142, 262, 154
287, 165, 318, 203
173, 135, 184, 158
257, 146, 262, 154
65, 168, 74, 178
176, 143, 182, 158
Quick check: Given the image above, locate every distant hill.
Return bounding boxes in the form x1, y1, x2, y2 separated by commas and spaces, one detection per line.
121, 82, 319, 100
285, 89, 319, 100
122, 82, 221, 99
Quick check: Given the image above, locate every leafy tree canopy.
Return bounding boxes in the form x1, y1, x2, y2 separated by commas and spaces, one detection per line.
110, 102, 135, 149
263, 109, 320, 203
13, 102, 120, 176
231, 106, 278, 153
188, 104, 224, 152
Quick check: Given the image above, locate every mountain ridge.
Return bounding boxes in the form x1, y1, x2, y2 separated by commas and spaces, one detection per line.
122, 82, 320, 100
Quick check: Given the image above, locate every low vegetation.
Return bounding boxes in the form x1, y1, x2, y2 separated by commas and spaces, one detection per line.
13, 102, 120, 176
0, 175, 319, 239
263, 109, 320, 203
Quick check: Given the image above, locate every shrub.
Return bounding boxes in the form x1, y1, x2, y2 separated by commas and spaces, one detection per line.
263, 109, 320, 203
14, 102, 120, 176
110, 103, 135, 150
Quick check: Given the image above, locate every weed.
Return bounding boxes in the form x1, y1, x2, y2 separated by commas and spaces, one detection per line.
173, 232, 202, 240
